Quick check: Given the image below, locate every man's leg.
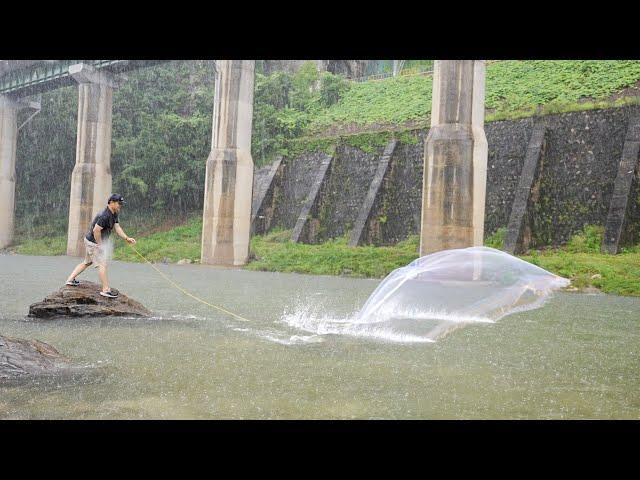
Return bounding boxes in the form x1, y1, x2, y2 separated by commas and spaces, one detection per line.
66, 262, 90, 284
97, 264, 110, 293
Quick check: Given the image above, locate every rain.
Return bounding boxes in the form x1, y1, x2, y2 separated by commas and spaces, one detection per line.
1, 60, 639, 419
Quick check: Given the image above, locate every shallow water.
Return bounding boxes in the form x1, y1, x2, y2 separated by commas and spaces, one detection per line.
1, 254, 639, 419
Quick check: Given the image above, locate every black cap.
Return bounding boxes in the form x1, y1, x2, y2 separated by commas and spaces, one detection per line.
108, 194, 126, 205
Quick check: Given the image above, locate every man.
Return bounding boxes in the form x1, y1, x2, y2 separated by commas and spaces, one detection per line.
65, 194, 136, 298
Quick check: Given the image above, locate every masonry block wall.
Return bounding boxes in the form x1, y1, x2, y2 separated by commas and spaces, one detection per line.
252, 105, 640, 249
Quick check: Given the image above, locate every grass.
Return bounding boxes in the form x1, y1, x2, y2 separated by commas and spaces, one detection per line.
485, 96, 640, 122
521, 249, 640, 297
305, 60, 640, 135
112, 216, 202, 263
253, 60, 640, 163
246, 226, 640, 296
521, 226, 640, 296
11, 234, 67, 256
308, 74, 433, 133
484, 227, 507, 249
6, 219, 640, 297
247, 230, 421, 278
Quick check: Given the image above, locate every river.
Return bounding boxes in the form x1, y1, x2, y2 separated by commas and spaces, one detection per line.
1, 254, 638, 419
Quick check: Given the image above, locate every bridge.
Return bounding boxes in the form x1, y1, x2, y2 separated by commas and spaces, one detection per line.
0, 59, 488, 265
0, 60, 167, 97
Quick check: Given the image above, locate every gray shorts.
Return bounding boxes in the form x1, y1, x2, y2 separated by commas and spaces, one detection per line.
83, 238, 107, 268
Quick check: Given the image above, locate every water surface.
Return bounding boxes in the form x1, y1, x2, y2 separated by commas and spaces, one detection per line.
1, 254, 638, 419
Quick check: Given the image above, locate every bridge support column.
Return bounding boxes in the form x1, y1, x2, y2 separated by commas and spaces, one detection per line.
420, 60, 487, 255
0, 95, 38, 249
66, 64, 115, 257
201, 60, 255, 266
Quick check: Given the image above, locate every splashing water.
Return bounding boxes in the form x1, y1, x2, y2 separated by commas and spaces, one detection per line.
280, 247, 570, 344
280, 304, 436, 343
102, 237, 115, 263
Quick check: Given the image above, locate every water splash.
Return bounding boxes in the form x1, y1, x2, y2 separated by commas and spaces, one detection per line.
279, 302, 437, 344
102, 236, 115, 263
278, 247, 570, 344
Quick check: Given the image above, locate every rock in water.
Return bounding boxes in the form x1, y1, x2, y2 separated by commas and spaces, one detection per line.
0, 335, 68, 379
28, 281, 152, 318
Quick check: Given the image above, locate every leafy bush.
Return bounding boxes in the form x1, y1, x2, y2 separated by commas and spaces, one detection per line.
111, 61, 214, 216
319, 72, 351, 107
484, 227, 507, 249
251, 64, 351, 165
566, 225, 605, 253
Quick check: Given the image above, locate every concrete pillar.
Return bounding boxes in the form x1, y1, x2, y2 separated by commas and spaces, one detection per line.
0, 95, 39, 249
66, 64, 115, 257
420, 60, 487, 256
201, 60, 255, 266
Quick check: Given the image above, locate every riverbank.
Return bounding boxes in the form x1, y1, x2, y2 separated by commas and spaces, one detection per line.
5, 221, 640, 297
250, 229, 640, 297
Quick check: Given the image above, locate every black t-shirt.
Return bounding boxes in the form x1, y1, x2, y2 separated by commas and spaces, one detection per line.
85, 207, 119, 243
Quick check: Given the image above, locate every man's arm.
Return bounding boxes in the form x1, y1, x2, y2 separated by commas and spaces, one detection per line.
115, 223, 136, 244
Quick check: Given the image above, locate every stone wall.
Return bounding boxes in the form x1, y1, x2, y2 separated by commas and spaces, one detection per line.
372, 133, 424, 245
485, 118, 534, 236
251, 105, 640, 248
532, 108, 629, 244
270, 152, 326, 231
311, 145, 383, 242
627, 171, 640, 246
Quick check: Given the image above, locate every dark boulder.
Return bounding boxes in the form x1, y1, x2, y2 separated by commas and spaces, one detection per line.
28, 281, 152, 318
0, 335, 68, 379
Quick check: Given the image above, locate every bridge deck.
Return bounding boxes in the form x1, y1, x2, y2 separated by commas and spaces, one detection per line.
0, 60, 168, 97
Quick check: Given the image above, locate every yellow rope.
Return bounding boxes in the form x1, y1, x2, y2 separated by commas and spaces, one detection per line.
127, 244, 251, 323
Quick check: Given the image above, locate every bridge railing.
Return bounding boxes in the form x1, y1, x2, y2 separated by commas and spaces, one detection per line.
0, 60, 166, 97
346, 60, 503, 83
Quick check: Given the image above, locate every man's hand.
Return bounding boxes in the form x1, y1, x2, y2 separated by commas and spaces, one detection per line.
126, 237, 137, 245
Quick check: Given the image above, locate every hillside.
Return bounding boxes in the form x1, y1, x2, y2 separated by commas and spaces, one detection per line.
297, 60, 640, 134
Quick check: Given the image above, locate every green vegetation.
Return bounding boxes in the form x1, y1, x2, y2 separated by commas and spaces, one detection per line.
7, 220, 640, 296
111, 62, 214, 215
309, 60, 640, 131
485, 95, 640, 122
565, 225, 605, 253
247, 230, 420, 278
522, 225, 640, 296
9, 211, 203, 260
307, 73, 432, 132
112, 216, 202, 263
246, 225, 639, 296
485, 227, 507, 249
12, 234, 67, 256
485, 60, 640, 116
15, 60, 640, 237
251, 60, 640, 162
16, 61, 215, 238
522, 248, 640, 297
